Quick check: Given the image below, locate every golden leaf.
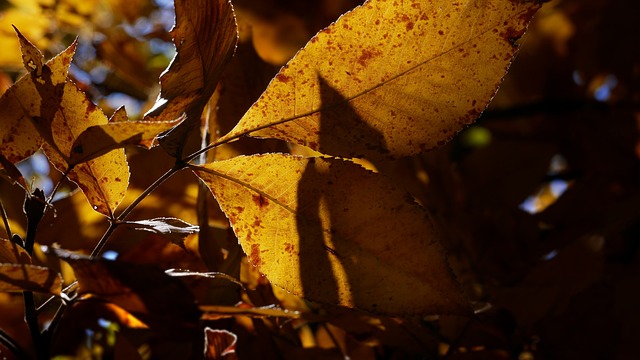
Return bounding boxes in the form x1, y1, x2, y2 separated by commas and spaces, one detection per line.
219, 0, 543, 159
194, 154, 469, 316
41, 82, 130, 217
0, 30, 75, 164
1, 29, 131, 216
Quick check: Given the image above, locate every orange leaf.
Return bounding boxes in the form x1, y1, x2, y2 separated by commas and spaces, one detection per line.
194, 154, 470, 316
218, 0, 544, 160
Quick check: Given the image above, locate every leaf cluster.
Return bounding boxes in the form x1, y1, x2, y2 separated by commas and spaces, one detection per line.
4, 0, 634, 359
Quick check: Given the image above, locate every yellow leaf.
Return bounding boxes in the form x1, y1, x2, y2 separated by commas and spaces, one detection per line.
0, 263, 62, 295
14, 25, 44, 76
194, 154, 469, 316
68, 107, 184, 164
144, 0, 238, 156
218, 0, 543, 159
0, 238, 30, 264
0, 30, 76, 165
42, 82, 130, 217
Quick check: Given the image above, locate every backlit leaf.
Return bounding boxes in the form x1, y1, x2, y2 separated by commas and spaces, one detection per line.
144, 0, 237, 157
41, 81, 129, 217
0, 238, 30, 264
125, 217, 199, 250
68, 108, 184, 164
219, 0, 544, 159
194, 154, 469, 315
0, 30, 75, 164
0, 29, 131, 216
14, 25, 44, 76
0, 263, 62, 295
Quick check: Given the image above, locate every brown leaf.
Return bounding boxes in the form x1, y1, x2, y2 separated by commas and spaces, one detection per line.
0, 238, 30, 264
194, 154, 470, 316
47, 247, 201, 337
0, 154, 27, 189
204, 328, 238, 360
0, 263, 62, 295
218, 0, 544, 160
144, 0, 238, 157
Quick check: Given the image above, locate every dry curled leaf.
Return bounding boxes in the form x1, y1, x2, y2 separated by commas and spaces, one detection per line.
144, 0, 238, 157
125, 217, 199, 250
194, 154, 469, 316
219, 0, 544, 160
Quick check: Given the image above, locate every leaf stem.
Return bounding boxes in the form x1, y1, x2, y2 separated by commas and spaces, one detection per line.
23, 291, 47, 360
0, 198, 12, 239
0, 327, 30, 359
88, 160, 188, 258
116, 162, 187, 222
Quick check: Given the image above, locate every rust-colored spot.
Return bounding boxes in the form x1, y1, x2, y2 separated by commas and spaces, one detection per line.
406, 22, 414, 31
375, 19, 380, 25
276, 73, 291, 83
252, 194, 269, 208
114, 177, 121, 182
254, 217, 262, 227
284, 243, 294, 254
357, 48, 381, 67
438, 30, 444, 35
235, 206, 244, 214
250, 243, 261, 267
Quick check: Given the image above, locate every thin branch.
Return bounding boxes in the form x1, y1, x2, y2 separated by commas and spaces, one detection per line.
0, 327, 30, 359
0, 198, 12, 239
115, 162, 186, 222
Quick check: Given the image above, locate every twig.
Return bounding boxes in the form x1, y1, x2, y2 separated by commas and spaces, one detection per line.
0, 327, 30, 359
0, 198, 12, 239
